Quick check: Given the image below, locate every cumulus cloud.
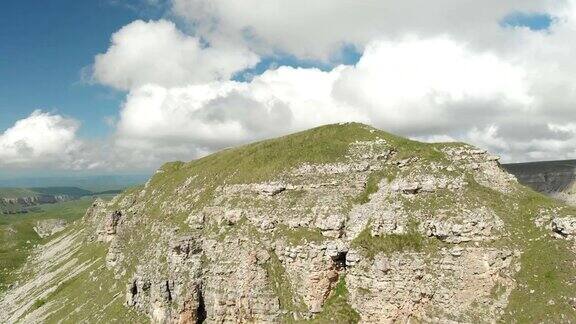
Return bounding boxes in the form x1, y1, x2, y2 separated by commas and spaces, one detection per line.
92, 20, 259, 90
91, 0, 548, 164
333, 37, 532, 135
108, 18, 576, 165
0, 111, 86, 169
108, 36, 541, 165
113, 67, 365, 162
171, 0, 554, 60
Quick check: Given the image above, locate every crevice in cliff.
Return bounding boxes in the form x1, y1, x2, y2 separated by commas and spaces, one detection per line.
130, 280, 138, 301
165, 280, 173, 302
197, 285, 207, 324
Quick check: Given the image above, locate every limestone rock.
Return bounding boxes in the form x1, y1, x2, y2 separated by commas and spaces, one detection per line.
551, 217, 576, 239
33, 219, 67, 238
98, 210, 122, 242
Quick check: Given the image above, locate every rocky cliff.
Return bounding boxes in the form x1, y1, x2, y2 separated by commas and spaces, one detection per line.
0, 187, 93, 214
0, 195, 73, 215
2, 123, 576, 323
503, 160, 576, 205
1, 194, 72, 206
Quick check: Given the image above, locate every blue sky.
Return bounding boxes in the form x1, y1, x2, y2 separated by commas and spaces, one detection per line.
0, 0, 163, 138
501, 12, 553, 30
0, 0, 362, 138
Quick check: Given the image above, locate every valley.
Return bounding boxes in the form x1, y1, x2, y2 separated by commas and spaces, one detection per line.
504, 160, 576, 205
0, 178, 147, 293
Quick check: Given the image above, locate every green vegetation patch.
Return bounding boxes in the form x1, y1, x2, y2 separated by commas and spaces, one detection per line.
352, 169, 397, 205
32, 298, 46, 310
353, 172, 383, 205
398, 188, 460, 217
351, 223, 424, 259
308, 276, 360, 324
390, 139, 456, 164
264, 251, 307, 313
274, 225, 325, 246
0, 198, 95, 290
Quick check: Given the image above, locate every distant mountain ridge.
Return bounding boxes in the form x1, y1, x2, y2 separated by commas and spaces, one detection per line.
0, 187, 93, 214
0, 174, 149, 192
0, 175, 149, 215
503, 159, 576, 204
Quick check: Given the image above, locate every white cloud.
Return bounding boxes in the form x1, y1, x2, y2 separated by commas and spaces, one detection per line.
110, 36, 541, 165
171, 0, 554, 60
92, 19, 259, 90
113, 67, 366, 163
0, 111, 84, 168
333, 37, 532, 135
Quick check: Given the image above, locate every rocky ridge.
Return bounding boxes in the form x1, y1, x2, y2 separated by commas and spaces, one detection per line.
1, 194, 74, 215
1, 123, 576, 323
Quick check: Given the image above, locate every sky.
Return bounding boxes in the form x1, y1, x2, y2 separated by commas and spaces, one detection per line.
0, 0, 164, 139
1, 0, 576, 176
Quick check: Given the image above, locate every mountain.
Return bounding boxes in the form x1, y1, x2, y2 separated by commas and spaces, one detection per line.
1, 123, 576, 323
0, 187, 92, 215
0, 174, 150, 193
503, 160, 576, 205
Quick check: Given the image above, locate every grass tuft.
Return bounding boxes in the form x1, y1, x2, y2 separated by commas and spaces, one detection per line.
263, 251, 307, 313
310, 275, 360, 323
32, 298, 46, 309
351, 222, 424, 259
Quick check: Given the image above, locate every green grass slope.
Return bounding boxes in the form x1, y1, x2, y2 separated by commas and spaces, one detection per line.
0, 198, 96, 290
145, 123, 456, 214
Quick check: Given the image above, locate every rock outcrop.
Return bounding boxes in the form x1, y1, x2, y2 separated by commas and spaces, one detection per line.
33, 219, 67, 238
551, 217, 576, 239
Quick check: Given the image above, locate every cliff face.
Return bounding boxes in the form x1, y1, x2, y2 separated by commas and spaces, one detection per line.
0, 187, 92, 214
1, 194, 72, 206
0, 195, 73, 215
2, 123, 576, 323
503, 160, 576, 205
